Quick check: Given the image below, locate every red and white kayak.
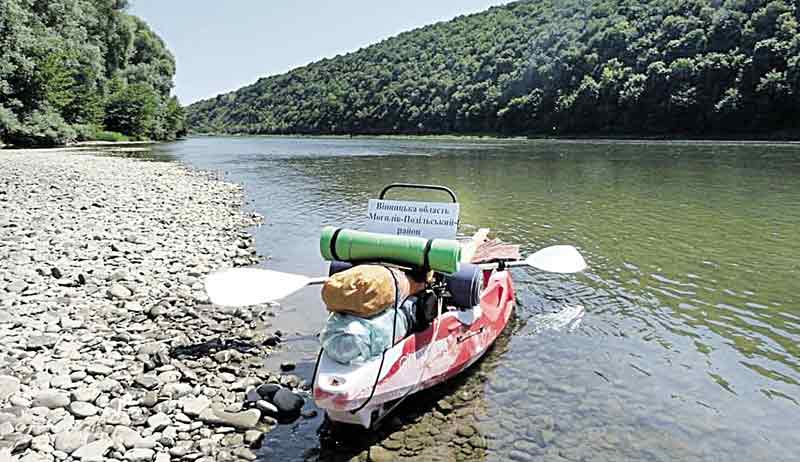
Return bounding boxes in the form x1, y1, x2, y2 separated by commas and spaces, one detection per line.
313, 268, 516, 428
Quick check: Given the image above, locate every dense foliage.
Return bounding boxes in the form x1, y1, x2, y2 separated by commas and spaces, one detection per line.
188, 0, 800, 137
0, 0, 186, 146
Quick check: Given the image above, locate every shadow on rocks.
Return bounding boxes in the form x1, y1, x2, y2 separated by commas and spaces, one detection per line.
169, 337, 257, 359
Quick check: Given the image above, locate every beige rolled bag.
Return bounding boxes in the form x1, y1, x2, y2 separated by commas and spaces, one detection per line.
321, 265, 427, 317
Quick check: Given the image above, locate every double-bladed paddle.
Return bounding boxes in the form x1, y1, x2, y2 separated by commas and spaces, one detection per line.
205, 244, 587, 307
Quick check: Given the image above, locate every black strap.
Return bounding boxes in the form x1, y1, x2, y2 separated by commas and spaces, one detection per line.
422, 239, 433, 269
329, 228, 343, 261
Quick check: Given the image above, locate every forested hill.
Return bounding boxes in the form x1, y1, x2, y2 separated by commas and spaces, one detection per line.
188, 0, 800, 137
0, 1, 186, 147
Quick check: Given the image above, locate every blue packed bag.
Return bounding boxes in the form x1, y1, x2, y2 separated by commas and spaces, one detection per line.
320, 306, 410, 364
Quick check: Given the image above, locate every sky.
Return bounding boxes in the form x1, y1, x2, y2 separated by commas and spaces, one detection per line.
129, 0, 515, 105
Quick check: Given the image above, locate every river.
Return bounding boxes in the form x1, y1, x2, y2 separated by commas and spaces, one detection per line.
144, 136, 799, 461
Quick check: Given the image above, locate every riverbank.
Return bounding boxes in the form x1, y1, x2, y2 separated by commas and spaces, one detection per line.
0, 148, 309, 462
188, 132, 800, 145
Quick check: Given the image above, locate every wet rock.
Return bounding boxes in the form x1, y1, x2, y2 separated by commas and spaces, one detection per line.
456, 424, 476, 438
254, 400, 278, 416
272, 388, 303, 414
255, 383, 281, 401
243, 430, 263, 447
436, 399, 454, 414
369, 445, 395, 462
534, 429, 555, 447
279, 362, 295, 372
263, 336, 281, 347
232, 447, 257, 461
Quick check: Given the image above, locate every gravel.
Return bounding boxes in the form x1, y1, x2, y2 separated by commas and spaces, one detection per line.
0, 147, 301, 462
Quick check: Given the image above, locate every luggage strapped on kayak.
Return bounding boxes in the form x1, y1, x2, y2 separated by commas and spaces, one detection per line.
312, 183, 461, 427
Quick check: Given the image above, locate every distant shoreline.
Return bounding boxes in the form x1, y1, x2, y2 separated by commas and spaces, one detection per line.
187, 132, 800, 146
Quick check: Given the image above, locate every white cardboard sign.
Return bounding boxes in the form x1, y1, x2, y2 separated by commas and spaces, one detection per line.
366, 199, 459, 239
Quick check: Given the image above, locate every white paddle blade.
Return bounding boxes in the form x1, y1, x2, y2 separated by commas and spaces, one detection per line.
205, 268, 310, 307
526, 245, 587, 273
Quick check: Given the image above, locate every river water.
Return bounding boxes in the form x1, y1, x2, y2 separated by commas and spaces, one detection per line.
145, 136, 799, 461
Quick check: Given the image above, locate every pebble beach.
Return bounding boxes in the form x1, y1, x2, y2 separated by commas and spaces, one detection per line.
0, 148, 309, 462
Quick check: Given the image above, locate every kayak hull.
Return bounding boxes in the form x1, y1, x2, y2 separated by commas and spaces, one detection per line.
313, 269, 516, 428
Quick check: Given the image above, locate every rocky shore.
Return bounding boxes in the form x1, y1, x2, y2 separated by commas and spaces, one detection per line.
0, 148, 308, 462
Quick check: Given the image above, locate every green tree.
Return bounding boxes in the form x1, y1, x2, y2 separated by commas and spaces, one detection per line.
105, 82, 159, 139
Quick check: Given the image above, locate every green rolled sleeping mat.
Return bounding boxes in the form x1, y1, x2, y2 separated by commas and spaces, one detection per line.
320, 226, 461, 274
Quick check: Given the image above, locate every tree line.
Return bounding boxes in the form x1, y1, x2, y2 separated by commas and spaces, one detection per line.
0, 0, 186, 147
187, 0, 800, 137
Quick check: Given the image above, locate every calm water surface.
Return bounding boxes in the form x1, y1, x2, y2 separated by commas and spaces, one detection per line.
148, 137, 800, 461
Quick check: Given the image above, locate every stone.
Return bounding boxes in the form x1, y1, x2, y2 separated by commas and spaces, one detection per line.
157, 371, 180, 384
534, 429, 555, 447
180, 396, 211, 417
232, 447, 257, 461
86, 364, 113, 376
0, 376, 20, 400
243, 430, 263, 447
383, 439, 403, 450
147, 412, 171, 431
198, 407, 260, 430
69, 401, 99, 418
0, 434, 32, 454
254, 400, 278, 416
101, 407, 131, 426
272, 388, 303, 414
436, 399, 454, 414
369, 445, 395, 462
27, 335, 58, 350
112, 426, 143, 449
142, 391, 159, 408
33, 391, 70, 409
108, 283, 132, 300
160, 383, 192, 399
6, 280, 27, 294
154, 452, 170, 462
134, 375, 159, 390
51, 375, 72, 389
71, 387, 100, 403
54, 432, 89, 454
456, 424, 476, 438
52, 415, 75, 434
279, 362, 295, 372
72, 438, 113, 460
124, 448, 155, 462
